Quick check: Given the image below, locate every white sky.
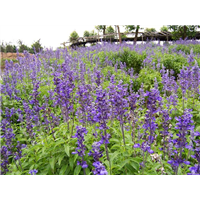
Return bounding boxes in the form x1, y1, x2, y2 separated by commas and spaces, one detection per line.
0, 25, 163, 49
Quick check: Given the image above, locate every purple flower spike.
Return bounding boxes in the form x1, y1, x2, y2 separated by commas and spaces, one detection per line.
29, 169, 38, 175
72, 126, 88, 170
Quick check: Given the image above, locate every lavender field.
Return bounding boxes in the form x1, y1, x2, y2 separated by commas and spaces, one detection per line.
1, 40, 200, 175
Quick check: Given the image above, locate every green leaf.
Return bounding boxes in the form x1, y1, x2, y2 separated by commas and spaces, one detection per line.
64, 144, 70, 157
59, 165, 68, 175
74, 165, 82, 175
196, 126, 200, 132
49, 157, 56, 171
129, 160, 140, 171
152, 163, 162, 170
54, 139, 66, 149
73, 153, 78, 162
177, 166, 182, 175
118, 160, 130, 170
58, 154, 66, 166
125, 163, 137, 174
110, 151, 121, 163
69, 157, 74, 170
111, 144, 121, 150
146, 171, 157, 175
110, 138, 120, 143
85, 168, 91, 175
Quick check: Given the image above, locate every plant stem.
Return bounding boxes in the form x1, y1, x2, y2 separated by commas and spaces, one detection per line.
120, 121, 126, 146
104, 130, 111, 175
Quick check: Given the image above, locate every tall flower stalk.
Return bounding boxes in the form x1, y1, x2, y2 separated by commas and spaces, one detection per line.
168, 109, 193, 174
88, 141, 108, 175
72, 126, 88, 175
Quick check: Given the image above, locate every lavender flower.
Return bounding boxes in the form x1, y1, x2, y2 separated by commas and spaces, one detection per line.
134, 85, 162, 170
88, 141, 108, 175
168, 109, 194, 174
29, 169, 38, 175
72, 126, 88, 173
0, 146, 10, 174
108, 79, 129, 145
53, 70, 75, 124
23, 101, 35, 138
14, 142, 27, 161
92, 162, 108, 175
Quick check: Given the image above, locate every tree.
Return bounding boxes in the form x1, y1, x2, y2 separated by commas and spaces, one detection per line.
168, 25, 200, 40
125, 25, 142, 45
0, 42, 5, 52
5, 44, 16, 53
160, 26, 168, 32
69, 31, 79, 43
18, 40, 29, 53
144, 28, 157, 32
83, 30, 90, 37
89, 30, 97, 37
105, 26, 115, 38
31, 39, 43, 53
95, 25, 106, 36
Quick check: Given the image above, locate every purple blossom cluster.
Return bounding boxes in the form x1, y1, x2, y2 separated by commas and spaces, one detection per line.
72, 126, 88, 171
88, 141, 108, 175
29, 169, 38, 175
167, 109, 194, 174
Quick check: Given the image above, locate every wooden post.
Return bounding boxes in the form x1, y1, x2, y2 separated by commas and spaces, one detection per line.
117, 25, 122, 44
134, 25, 139, 45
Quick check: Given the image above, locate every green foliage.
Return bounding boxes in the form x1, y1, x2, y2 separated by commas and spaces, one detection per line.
121, 34, 127, 39
105, 26, 115, 38
118, 48, 146, 73
69, 31, 79, 43
83, 30, 90, 37
160, 53, 188, 78
89, 30, 97, 37
168, 25, 200, 40
95, 48, 146, 74
152, 52, 188, 78
0, 42, 5, 52
125, 25, 142, 33
169, 44, 200, 55
135, 68, 162, 92
144, 28, 157, 32
84, 30, 97, 38
31, 39, 43, 53
18, 40, 30, 53
6, 44, 17, 53
95, 25, 106, 33
160, 26, 168, 32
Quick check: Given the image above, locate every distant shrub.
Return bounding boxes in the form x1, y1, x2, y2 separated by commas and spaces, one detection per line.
134, 68, 162, 92
152, 52, 188, 78
96, 48, 146, 74
118, 48, 146, 74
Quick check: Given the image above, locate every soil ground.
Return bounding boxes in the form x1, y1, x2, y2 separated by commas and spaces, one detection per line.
0, 52, 24, 71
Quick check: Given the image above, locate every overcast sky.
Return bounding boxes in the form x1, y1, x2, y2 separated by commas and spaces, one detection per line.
0, 25, 163, 49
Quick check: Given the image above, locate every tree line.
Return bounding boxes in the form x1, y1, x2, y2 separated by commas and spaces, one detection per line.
0, 39, 43, 53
